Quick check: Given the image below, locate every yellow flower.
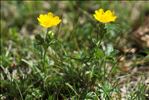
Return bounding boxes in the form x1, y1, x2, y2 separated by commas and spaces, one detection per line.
93, 8, 117, 23
37, 12, 61, 28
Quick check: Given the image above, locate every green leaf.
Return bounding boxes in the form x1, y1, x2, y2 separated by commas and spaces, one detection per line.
94, 48, 105, 59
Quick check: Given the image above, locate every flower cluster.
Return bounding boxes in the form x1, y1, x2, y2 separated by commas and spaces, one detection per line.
37, 8, 117, 28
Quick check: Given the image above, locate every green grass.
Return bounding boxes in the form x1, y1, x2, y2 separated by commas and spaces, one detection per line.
1, 1, 149, 100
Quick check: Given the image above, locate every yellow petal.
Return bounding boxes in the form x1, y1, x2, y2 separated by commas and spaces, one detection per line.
93, 8, 117, 23
37, 12, 61, 28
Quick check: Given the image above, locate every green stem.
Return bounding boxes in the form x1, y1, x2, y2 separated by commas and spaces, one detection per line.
98, 24, 106, 47
98, 31, 106, 47
14, 81, 24, 100
42, 28, 49, 72
43, 48, 47, 72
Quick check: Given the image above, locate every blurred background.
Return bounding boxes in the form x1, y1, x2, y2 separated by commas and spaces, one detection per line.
1, 1, 149, 64
1, 1, 149, 99
1, 1, 149, 47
